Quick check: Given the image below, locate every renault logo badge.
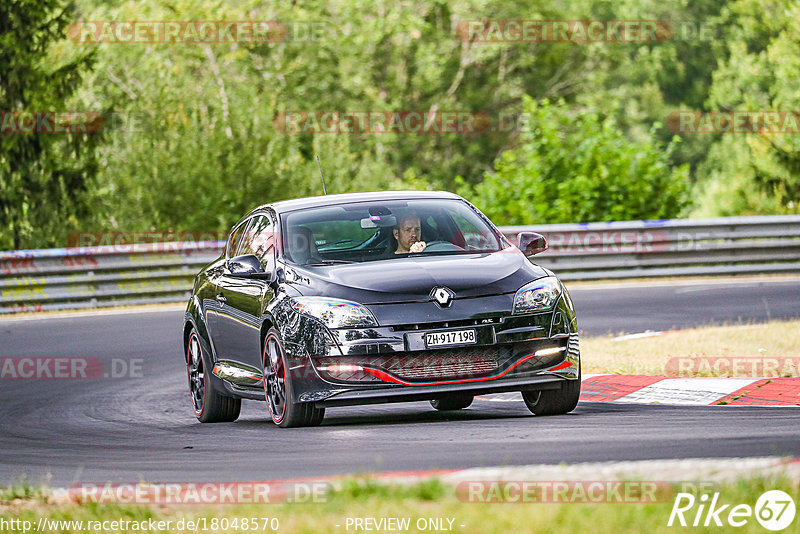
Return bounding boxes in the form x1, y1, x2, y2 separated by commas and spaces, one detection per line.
430, 286, 455, 308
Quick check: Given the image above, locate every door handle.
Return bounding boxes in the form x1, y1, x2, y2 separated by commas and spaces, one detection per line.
216, 294, 227, 303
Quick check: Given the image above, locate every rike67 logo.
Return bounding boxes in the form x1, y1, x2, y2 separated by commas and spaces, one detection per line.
668, 490, 796, 531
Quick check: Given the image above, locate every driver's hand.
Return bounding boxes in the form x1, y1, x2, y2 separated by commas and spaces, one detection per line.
409, 241, 427, 253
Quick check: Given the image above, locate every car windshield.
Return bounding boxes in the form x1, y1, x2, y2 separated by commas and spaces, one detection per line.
281, 199, 505, 265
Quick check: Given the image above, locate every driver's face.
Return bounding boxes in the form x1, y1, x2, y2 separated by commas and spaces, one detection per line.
394, 217, 421, 253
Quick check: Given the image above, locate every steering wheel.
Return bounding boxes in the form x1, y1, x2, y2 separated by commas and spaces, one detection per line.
421, 240, 465, 252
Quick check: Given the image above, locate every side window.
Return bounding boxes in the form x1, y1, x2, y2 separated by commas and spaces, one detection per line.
239, 214, 275, 268
227, 219, 251, 258
448, 210, 496, 250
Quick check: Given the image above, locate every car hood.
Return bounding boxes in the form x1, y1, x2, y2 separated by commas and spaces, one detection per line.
286, 248, 549, 304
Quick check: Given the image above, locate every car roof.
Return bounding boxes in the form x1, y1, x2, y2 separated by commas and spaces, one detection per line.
256, 190, 464, 214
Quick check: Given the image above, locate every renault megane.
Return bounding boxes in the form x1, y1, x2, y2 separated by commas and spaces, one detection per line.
183, 191, 580, 427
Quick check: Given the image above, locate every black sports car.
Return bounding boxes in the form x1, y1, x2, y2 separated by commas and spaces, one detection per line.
183, 191, 580, 427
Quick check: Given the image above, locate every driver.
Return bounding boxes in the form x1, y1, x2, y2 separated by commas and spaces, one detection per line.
393, 213, 426, 254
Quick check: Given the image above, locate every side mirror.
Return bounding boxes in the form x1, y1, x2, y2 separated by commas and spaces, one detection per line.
227, 254, 263, 274
227, 254, 276, 282
517, 232, 548, 257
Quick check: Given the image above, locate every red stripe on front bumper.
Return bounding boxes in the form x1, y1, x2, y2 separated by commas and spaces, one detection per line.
361, 353, 552, 386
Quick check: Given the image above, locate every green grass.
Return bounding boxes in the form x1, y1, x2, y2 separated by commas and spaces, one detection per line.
1, 475, 797, 533
0, 476, 48, 503
582, 319, 800, 376
333, 476, 447, 501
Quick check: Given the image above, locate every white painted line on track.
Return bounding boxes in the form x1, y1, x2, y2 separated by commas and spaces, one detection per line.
611, 331, 667, 342
476, 392, 519, 402
440, 456, 800, 485
617, 378, 759, 405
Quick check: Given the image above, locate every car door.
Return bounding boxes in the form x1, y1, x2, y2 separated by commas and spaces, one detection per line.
210, 213, 277, 372
206, 216, 250, 349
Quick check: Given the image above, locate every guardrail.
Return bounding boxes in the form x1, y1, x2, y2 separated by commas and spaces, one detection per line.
0, 242, 223, 314
501, 215, 800, 280
2, 215, 799, 313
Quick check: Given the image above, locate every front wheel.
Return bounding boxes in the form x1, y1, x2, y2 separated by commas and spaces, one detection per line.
522, 372, 581, 416
263, 328, 325, 428
186, 329, 241, 423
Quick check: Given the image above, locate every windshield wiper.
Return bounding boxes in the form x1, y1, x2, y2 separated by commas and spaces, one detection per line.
305, 259, 357, 266
319, 239, 355, 249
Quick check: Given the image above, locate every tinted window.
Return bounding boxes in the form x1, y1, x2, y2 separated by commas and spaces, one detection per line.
449, 209, 496, 251
227, 221, 250, 258
239, 214, 275, 268
281, 199, 503, 264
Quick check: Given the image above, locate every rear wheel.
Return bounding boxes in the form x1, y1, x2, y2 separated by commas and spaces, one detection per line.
522, 371, 581, 416
430, 393, 474, 411
263, 328, 325, 428
186, 329, 241, 423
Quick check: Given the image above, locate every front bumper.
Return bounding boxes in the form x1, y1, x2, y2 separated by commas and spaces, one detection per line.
279, 294, 580, 406
317, 374, 567, 407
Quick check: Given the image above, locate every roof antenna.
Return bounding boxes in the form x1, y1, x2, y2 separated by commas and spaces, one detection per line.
315, 154, 327, 195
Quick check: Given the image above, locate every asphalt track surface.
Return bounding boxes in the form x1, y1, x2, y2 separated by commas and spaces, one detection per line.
1, 278, 798, 486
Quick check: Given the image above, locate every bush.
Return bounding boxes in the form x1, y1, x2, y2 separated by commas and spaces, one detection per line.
459, 97, 690, 225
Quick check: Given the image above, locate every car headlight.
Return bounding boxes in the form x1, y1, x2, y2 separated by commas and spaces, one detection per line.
291, 297, 378, 328
512, 276, 562, 314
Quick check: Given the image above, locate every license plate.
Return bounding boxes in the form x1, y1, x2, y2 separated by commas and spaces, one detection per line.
425, 329, 477, 348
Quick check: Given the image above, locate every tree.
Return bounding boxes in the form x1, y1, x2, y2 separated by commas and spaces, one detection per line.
6, 0, 783, 247
692, 0, 800, 216
72, 0, 609, 235
460, 97, 689, 224
0, 0, 100, 250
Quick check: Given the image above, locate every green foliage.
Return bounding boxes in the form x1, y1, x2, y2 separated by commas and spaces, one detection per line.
0, 0, 100, 249
69, 0, 715, 235
461, 97, 689, 224
2, 0, 798, 248
691, 0, 800, 216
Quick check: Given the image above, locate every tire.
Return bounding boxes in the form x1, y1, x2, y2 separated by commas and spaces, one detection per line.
522, 371, 581, 416
186, 329, 241, 423
263, 327, 325, 428
430, 394, 474, 411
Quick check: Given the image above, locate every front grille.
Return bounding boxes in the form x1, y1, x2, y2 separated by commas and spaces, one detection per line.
378, 347, 507, 380
314, 345, 512, 383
